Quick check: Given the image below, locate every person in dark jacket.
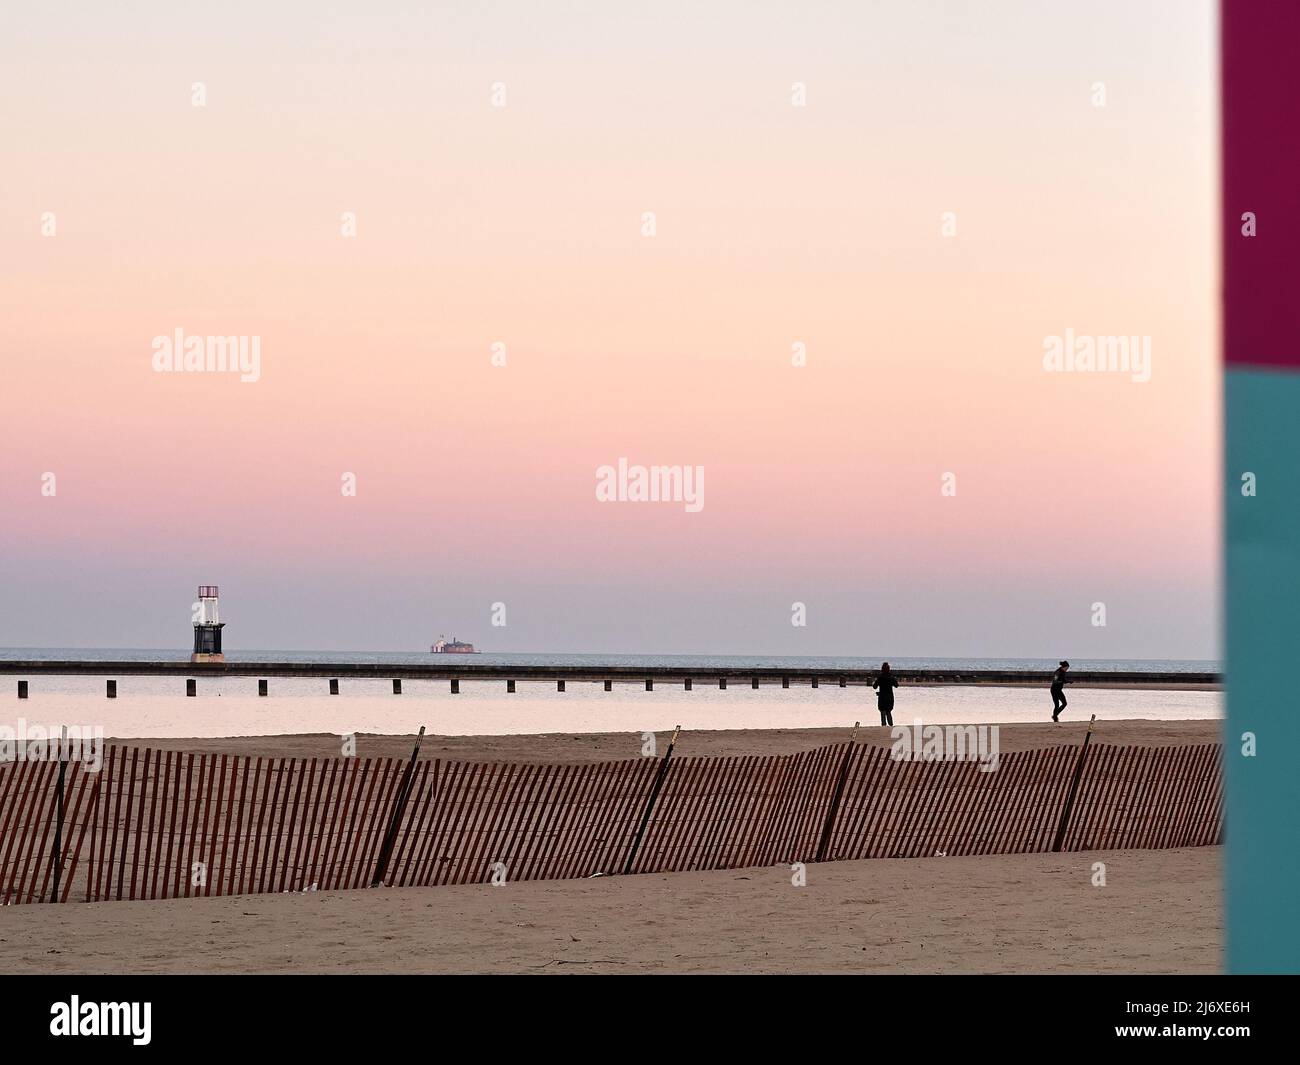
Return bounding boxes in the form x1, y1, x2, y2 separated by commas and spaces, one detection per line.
1050, 660, 1070, 721
873, 662, 899, 726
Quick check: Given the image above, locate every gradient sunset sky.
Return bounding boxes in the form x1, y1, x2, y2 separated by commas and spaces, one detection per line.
0, 1, 1218, 657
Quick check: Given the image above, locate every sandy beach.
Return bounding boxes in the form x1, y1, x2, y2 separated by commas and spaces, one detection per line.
98, 717, 1221, 762
0, 720, 1223, 974
1, 844, 1218, 974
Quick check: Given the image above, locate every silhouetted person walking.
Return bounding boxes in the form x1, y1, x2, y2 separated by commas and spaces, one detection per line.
1051, 660, 1070, 721
873, 662, 899, 726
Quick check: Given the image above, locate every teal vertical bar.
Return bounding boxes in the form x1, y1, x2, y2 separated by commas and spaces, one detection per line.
1223, 0, 1300, 973
1225, 369, 1300, 972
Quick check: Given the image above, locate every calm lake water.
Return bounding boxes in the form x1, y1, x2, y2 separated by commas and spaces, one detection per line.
2, 649, 1221, 738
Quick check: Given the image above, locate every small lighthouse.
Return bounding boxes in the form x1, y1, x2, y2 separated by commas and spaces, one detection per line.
191, 585, 225, 663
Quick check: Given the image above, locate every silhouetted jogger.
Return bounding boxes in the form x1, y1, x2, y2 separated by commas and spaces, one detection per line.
873, 662, 899, 726
1051, 660, 1070, 721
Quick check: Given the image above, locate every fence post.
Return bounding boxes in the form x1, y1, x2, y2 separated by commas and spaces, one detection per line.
1051, 715, 1097, 852
622, 725, 681, 875
371, 726, 425, 887
50, 725, 67, 903
815, 729, 859, 862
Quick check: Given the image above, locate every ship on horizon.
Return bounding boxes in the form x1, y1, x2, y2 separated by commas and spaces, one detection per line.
430, 635, 478, 654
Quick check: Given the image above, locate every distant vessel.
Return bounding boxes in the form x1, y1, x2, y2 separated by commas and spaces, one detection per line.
431, 635, 478, 654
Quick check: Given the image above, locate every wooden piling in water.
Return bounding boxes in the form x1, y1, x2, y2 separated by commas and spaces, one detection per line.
507, 680, 516, 693
645, 679, 653, 691
392, 679, 402, 695
106, 680, 116, 699
719, 678, 727, 689
557, 680, 565, 692
186, 679, 196, 697
450, 679, 459, 694
603, 680, 611, 691
782, 677, 790, 689
329, 679, 339, 695
752, 677, 759, 689
684, 678, 692, 690
17, 680, 27, 699
258, 679, 268, 696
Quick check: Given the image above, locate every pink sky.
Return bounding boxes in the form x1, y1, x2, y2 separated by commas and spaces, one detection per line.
0, 2, 1218, 656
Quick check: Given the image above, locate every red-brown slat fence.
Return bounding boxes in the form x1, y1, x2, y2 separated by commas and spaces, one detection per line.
0, 741, 1223, 905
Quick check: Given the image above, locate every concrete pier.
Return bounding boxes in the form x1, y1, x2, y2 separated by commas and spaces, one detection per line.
0, 660, 1220, 691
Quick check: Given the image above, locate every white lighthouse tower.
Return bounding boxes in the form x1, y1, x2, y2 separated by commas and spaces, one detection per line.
191, 585, 225, 663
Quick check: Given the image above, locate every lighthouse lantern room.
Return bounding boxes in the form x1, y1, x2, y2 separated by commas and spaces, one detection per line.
191, 585, 225, 663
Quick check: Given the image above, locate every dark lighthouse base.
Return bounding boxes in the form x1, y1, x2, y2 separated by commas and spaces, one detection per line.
192, 622, 225, 663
